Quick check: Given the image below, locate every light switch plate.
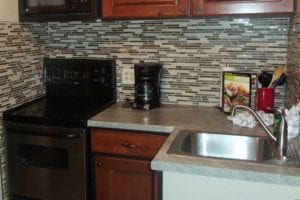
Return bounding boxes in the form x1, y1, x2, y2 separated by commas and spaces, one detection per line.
122, 68, 135, 84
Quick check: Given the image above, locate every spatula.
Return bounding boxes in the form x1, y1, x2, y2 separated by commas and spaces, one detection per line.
268, 66, 285, 88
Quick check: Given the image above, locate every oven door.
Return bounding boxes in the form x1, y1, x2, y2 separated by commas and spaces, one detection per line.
6, 122, 87, 200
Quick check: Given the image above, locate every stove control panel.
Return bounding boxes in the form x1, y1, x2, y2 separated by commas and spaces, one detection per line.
44, 58, 116, 99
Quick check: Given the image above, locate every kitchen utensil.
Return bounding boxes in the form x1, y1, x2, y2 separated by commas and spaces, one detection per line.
258, 71, 272, 87
276, 73, 286, 86
270, 73, 286, 88
268, 66, 285, 88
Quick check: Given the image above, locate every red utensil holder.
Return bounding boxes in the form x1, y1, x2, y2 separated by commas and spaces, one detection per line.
256, 88, 275, 112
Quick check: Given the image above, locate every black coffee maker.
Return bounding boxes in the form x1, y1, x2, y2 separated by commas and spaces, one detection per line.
132, 63, 162, 110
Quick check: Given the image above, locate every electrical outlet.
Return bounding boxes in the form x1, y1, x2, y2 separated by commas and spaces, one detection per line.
122, 68, 135, 84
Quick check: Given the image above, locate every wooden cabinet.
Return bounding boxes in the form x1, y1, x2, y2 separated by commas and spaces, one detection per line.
102, 0, 295, 19
94, 156, 156, 200
91, 128, 167, 200
102, 0, 190, 19
19, 0, 97, 22
191, 0, 295, 16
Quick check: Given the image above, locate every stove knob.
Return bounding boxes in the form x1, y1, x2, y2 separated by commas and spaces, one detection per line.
100, 77, 106, 84
95, 68, 106, 74
20, 158, 29, 166
101, 67, 106, 74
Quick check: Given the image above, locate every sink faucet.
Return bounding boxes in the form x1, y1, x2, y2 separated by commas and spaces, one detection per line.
231, 105, 288, 160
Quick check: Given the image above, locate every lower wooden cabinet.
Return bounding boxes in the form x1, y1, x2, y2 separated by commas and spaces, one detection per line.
94, 155, 158, 200
91, 128, 167, 200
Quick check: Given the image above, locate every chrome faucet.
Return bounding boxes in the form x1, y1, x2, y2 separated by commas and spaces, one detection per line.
231, 105, 288, 160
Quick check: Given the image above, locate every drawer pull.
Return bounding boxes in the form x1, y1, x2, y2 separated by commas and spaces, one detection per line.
122, 142, 140, 149
97, 162, 103, 167
195, 7, 201, 13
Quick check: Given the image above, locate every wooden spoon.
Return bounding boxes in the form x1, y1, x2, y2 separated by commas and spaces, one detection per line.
268, 66, 285, 88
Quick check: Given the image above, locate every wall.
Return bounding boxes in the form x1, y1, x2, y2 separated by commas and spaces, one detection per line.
0, 0, 18, 22
0, 22, 46, 199
44, 17, 289, 106
286, 15, 300, 107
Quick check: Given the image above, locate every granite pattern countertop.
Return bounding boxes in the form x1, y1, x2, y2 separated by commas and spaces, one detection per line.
88, 102, 300, 186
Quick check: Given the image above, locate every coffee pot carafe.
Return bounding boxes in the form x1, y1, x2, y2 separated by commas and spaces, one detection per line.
132, 63, 162, 110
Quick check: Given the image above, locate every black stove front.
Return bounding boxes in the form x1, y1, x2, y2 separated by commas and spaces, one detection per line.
4, 58, 116, 200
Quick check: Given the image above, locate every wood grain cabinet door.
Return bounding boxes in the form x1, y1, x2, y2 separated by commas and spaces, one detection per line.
94, 155, 158, 200
191, 0, 295, 16
102, 0, 190, 19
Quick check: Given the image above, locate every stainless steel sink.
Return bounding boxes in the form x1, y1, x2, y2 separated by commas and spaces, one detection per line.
168, 130, 274, 162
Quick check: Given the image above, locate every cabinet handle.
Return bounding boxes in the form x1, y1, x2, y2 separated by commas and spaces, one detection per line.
97, 162, 102, 167
180, 8, 185, 13
25, 8, 30, 12
122, 142, 139, 149
195, 7, 201, 13
20, 158, 29, 166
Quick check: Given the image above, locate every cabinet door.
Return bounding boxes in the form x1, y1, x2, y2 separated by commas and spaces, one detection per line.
192, 0, 295, 16
102, 0, 190, 19
94, 155, 158, 200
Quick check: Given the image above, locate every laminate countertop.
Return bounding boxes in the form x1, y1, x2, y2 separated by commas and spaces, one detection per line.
88, 102, 300, 186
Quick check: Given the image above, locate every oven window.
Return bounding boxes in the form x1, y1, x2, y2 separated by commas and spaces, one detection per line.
17, 144, 68, 170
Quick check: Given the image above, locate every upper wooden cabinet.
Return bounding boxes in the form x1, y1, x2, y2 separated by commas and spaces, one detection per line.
19, 0, 98, 22
102, 0, 295, 19
192, 0, 295, 16
102, 0, 190, 19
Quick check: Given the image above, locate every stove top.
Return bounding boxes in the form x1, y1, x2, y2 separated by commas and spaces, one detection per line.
4, 58, 116, 128
4, 97, 115, 128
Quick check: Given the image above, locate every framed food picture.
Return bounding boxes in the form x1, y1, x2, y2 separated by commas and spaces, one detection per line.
222, 72, 251, 113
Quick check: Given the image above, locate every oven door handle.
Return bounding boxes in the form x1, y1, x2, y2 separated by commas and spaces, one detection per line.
10, 130, 81, 139
37, 132, 81, 139
5, 121, 85, 139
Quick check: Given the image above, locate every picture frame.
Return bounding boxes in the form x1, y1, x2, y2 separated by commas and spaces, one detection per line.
222, 72, 252, 113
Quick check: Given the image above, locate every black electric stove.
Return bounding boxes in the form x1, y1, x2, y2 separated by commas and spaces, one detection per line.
4, 58, 116, 128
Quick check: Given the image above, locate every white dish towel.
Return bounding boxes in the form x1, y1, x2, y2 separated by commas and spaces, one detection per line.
228, 110, 274, 128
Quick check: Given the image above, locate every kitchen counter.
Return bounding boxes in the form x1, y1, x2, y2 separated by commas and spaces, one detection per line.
88, 102, 300, 186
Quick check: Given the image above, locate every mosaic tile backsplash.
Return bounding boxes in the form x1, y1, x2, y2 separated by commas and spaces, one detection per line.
43, 17, 289, 106
0, 22, 45, 199
287, 16, 300, 107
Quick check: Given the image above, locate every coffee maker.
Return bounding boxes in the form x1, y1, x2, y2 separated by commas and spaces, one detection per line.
132, 63, 162, 110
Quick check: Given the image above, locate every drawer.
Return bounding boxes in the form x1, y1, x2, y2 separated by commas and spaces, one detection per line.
91, 129, 167, 159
